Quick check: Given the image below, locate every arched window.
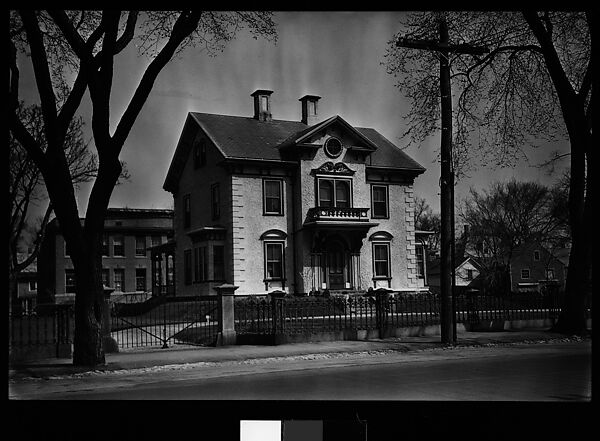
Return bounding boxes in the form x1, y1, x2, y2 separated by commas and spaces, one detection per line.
260, 229, 287, 282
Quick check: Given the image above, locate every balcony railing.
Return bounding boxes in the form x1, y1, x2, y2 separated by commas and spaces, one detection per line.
306, 207, 370, 223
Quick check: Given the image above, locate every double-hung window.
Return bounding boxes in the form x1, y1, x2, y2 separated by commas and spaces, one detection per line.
263, 179, 284, 215
101, 269, 110, 287
371, 185, 389, 218
318, 178, 351, 208
113, 235, 124, 256
373, 243, 391, 278
194, 246, 208, 283
265, 242, 284, 280
114, 269, 125, 292
135, 236, 146, 256
521, 269, 530, 279
135, 268, 147, 291
102, 234, 109, 256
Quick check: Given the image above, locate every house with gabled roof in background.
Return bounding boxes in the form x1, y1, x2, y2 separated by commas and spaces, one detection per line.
162, 90, 426, 296
508, 242, 567, 293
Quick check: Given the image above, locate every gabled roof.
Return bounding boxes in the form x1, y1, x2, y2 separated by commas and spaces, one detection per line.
428, 255, 483, 276
288, 115, 378, 151
163, 112, 426, 192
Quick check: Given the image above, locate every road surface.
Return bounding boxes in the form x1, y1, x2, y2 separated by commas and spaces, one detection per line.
9, 340, 591, 400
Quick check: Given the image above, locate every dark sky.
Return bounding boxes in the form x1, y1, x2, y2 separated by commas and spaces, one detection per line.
18, 11, 569, 217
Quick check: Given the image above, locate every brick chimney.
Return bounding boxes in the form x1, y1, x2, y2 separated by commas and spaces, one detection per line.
299, 94, 321, 125
251, 89, 273, 122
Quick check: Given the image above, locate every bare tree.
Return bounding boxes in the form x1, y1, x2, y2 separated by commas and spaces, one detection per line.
414, 197, 441, 255
384, 11, 591, 335
9, 10, 277, 366
459, 179, 570, 293
9, 102, 100, 314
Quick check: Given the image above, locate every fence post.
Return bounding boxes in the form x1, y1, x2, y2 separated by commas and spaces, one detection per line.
215, 284, 239, 346
270, 290, 286, 344
102, 286, 119, 353
375, 287, 392, 339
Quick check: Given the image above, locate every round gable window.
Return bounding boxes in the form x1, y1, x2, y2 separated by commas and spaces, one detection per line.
324, 137, 343, 158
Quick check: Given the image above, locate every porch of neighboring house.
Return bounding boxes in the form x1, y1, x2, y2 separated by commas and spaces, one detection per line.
150, 240, 176, 297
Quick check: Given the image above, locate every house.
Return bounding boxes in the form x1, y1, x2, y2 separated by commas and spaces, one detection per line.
162, 90, 426, 296
509, 242, 567, 293
37, 208, 174, 304
15, 253, 38, 315
427, 255, 483, 294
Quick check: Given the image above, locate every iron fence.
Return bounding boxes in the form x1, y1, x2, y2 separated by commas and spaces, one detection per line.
233, 290, 576, 336
110, 295, 219, 349
9, 304, 73, 349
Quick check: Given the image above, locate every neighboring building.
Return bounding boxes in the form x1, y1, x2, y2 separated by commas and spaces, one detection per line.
509, 242, 567, 293
427, 255, 483, 294
163, 90, 426, 296
15, 253, 38, 315
427, 239, 568, 295
37, 208, 174, 303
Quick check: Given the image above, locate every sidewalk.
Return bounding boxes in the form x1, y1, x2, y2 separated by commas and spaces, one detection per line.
8, 328, 589, 381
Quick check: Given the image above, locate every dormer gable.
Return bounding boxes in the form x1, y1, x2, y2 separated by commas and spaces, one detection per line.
278, 115, 378, 159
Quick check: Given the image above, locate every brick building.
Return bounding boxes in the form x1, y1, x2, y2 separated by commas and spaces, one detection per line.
163, 90, 426, 296
37, 208, 173, 303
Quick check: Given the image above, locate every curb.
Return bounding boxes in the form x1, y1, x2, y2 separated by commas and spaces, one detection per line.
8, 333, 589, 382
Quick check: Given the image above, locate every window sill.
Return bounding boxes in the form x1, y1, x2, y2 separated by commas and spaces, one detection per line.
372, 276, 392, 281
263, 212, 285, 216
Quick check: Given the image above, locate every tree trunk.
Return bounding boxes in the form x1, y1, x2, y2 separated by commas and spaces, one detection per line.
72, 250, 106, 366
551, 135, 591, 335
522, 11, 592, 336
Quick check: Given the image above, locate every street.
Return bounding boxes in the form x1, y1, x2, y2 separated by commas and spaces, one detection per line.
9, 340, 591, 400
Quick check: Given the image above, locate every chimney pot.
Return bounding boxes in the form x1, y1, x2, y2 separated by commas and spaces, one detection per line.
251, 89, 273, 122
299, 94, 321, 125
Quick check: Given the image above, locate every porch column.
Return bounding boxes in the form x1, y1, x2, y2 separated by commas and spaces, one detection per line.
311, 253, 324, 292
351, 253, 361, 291
164, 253, 170, 294
154, 254, 163, 296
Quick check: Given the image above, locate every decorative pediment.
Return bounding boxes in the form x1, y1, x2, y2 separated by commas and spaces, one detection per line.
312, 161, 355, 176
260, 229, 288, 240
369, 231, 394, 241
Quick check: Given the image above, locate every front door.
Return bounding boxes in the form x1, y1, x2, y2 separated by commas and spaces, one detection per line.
327, 240, 346, 290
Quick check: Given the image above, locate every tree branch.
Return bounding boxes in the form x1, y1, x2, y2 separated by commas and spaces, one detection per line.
114, 11, 138, 54
15, 202, 54, 273
47, 10, 94, 65
111, 11, 203, 151
19, 10, 59, 149
8, 39, 20, 110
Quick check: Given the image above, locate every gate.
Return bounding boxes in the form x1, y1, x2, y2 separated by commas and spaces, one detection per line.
110, 295, 219, 349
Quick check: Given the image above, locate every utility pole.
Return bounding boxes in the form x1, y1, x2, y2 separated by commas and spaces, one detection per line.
396, 14, 488, 344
